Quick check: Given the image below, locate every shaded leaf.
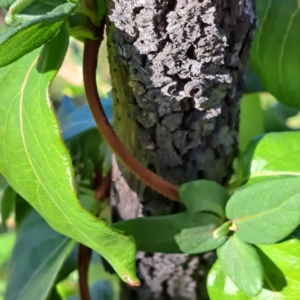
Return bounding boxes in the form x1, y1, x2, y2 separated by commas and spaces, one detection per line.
4, 210, 75, 300
0, 1, 76, 67
13, 0, 67, 22
250, 0, 300, 109
226, 176, 300, 244
217, 234, 263, 296
0, 185, 16, 229
57, 95, 112, 141
0, 26, 138, 285
207, 238, 300, 299
179, 180, 229, 219
113, 212, 222, 254
239, 93, 264, 152
0, 0, 14, 9
175, 223, 227, 254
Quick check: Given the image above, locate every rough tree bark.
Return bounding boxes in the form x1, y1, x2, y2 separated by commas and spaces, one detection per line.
105, 0, 256, 299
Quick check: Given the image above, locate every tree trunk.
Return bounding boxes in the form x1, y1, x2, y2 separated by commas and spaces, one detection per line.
106, 0, 256, 299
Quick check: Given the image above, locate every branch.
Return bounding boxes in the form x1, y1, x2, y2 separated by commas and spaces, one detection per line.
83, 29, 180, 202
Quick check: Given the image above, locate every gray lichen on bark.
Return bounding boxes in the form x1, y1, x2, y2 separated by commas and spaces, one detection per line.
106, 0, 256, 299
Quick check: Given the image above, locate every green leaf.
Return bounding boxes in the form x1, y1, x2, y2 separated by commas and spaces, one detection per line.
241, 132, 300, 183
226, 176, 300, 244
175, 223, 227, 254
0, 232, 15, 267
1, 185, 16, 229
217, 234, 263, 296
179, 180, 229, 219
0, 1, 76, 67
113, 212, 222, 254
0, 0, 14, 9
0, 25, 139, 285
250, 0, 300, 109
207, 238, 300, 300
13, 0, 67, 22
4, 210, 76, 300
239, 93, 264, 152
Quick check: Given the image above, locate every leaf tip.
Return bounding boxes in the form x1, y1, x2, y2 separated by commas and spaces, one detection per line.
123, 273, 141, 287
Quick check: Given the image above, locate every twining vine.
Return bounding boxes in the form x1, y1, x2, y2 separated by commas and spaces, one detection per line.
82, 23, 180, 202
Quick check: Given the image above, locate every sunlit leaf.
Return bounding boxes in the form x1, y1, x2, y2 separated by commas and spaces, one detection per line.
208, 238, 300, 300
217, 234, 263, 296
226, 176, 300, 244
0, 25, 138, 285
0, 1, 76, 67
251, 0, 300, 109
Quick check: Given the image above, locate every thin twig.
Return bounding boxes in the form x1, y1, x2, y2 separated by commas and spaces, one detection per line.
82, 27, 180, 202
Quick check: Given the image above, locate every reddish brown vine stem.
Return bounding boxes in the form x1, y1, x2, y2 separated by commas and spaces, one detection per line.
83, 34, 180, 202
78, 244, 92, 300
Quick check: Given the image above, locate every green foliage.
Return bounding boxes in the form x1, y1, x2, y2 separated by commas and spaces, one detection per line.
0, 186, 16, 229
114, 212, 225, 254
179, 180, 229, 219
239, 93, 264, 152
208, 238, 300, 299
1, 0, 300, 298
217, 234, 263, 296
0, 24, 138, 285
4, 210, 75, 300
0, 1, 77, 67
251, 0, 300, 109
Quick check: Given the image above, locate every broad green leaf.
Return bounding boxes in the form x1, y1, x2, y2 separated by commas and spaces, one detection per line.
239, 93, 264, 152
179, 180, 229, 219
226, 176, 300, 244
113, 212, 222, 254
207, 238, 300, 300
0, 232, 15, 267
4, 210, 75, 300
251, 0, 300, 109
0, 1, 77, 67
0, 185, 16, 229
0, 25, 139, 285
174, 223, 227, 254
241, 132, 300, 182
217, 234, 263, 296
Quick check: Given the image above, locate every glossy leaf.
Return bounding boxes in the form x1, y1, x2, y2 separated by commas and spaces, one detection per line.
0, 1, 76, 67
217, 234, 263, 296
4, 210, 75, 300
179, 180, 229, 219
241, 132, 300, 182
239, 93, 264, 152
251, 0, 300, 109
175, 223, 227, 254
113, 212, 222, 254
208, 238, 300, 299
226, 176, 300, 244
0, 26, 139, 285
0, 185, 16, 229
